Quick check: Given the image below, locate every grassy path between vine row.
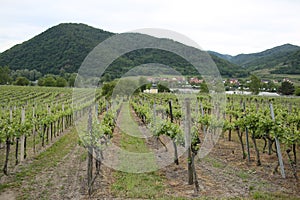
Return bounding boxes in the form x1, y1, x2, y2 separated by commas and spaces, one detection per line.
110, 102, 168, 199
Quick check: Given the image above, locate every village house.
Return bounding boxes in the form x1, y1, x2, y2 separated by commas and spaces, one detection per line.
189, 77, 203, 84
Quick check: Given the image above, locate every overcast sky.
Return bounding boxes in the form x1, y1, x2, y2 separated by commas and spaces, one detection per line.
0, 0, 299, 55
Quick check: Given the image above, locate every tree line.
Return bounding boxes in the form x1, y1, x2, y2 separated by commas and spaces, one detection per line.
1, 65, 299, 95
0, 66, 76, 87
248, 75, 298, 96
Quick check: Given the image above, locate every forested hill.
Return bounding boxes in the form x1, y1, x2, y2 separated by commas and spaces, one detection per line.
210, 44, 300, 74
0, 23, 247, 78
0, 23, 114, 74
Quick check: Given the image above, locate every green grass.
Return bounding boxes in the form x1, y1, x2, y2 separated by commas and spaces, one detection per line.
120, 132, 150, 153
0, 183, 10, 191
111, 102, 165, 198
203, 156, 225, 169
118, 102, 147, 139
117, 102, 157, 172
251, 191, 300, 200
236, 171, 249, 180
112, 171, 165, 198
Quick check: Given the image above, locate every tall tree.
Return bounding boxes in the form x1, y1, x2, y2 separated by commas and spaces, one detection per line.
68, 73, 77, 87
38, 75, 56, 87
249, 75, 260, 95
14, 77, 30, 86
199, 81, 209, 93
158, 84, 170, 93
279, 81, 295, 95
0, 66, 11, 84
101, 80, 117, 99
56, 77, 67, 87
295, 87, 300, 96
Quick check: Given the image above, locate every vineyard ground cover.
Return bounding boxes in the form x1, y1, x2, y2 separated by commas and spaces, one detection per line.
109, 102, 166, 198
0, 127, 88, 200
0, 124, 66, 179
223, 128, 300, 178
197, 138, 290, 197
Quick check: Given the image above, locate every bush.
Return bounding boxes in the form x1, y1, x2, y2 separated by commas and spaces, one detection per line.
278, 81, 295, 95
56, 77, 67, 87
295, 87, 300, 96
14, 76, 29, 86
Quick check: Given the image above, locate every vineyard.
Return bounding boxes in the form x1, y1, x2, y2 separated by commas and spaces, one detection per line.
0, 85, 300, 199
0, 86, 100, 175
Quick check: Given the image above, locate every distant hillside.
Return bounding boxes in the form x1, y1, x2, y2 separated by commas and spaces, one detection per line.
208, 51, 233, 61
0, 23, 247, 79
207, 51, 248, 77
231, 44, 300, 70
270, 49, 300, 74
0, 23, 114, 74
208, 54, 247, 77
211, 44, 300, 74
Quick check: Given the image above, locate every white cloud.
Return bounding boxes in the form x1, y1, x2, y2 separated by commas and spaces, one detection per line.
0, 0, 300, 54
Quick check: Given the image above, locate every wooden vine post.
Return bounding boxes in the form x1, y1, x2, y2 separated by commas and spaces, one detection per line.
20, 107, 26, 162
269, 103, 286, 178
15, 124, 19, 165
94, 103, 101, 175
95, 103, 98, 119
228, 99, 232, 141
200, 102, 206, 135
186, 98, 200, 192
195, 99, 199, 118
87, 107, 93, 195
33, 105, 36, 154
185, 98, 193, 185
106, 99, 109, 112
153, 103, 156, 126
47, 105, 51, 143
169, 100, 179, 165
243, 102, 251, 162
62, 103, 65, 133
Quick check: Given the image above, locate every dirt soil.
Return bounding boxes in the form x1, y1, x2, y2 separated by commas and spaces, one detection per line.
158, 138, 300, 199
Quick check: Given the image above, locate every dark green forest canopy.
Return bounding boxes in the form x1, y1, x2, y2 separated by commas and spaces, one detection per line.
105, 48, 197, 79
211, 44, 300, 74
0, 23, 247, 79
270, 50, 300, 74
0, 23, 114, 74
82, 48, 248, 80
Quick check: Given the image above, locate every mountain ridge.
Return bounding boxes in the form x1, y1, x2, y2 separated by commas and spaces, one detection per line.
210, 44, 300, 74
0, 23, 299, 79
0, 23, 114, 74
0, 23, 247, 78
